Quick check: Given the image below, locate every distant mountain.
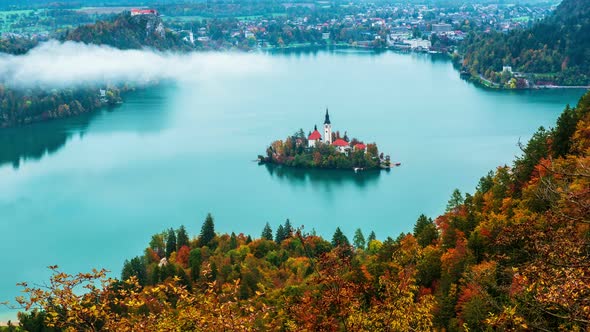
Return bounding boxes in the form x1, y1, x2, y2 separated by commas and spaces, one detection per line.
460, 0, 590, 86
63, 12, 193, 51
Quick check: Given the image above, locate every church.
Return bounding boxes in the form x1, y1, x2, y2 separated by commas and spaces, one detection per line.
307, 109, 356, 154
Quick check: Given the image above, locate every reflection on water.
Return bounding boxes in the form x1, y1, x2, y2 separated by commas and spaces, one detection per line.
0, 112, 95, 169
263, 163, 383, 189
0, 86, 171, 169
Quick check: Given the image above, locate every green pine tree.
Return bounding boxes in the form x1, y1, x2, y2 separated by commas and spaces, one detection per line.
165, 228, 177, 258
199, 213, 216, 247
331, 227, 349, 247
189, 248, 202, 281
446, 189, 464, 212
413, 214, 438, 247
261, 222, 273, 240
367, 230, 377, 243
284, 219, 293, 237
275, 224, 286, 244
230, 232, 238, 249
176, 225, 190, 250
353, 228, 366, 249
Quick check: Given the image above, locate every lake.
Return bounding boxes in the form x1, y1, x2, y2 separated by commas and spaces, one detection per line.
0, 50, 585, 321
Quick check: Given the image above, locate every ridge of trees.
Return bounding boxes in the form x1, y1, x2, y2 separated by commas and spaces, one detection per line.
460, 0, 590, 86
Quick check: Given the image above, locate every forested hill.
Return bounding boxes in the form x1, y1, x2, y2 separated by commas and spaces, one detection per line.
16, 91, 590, 331
461, 0, 590, 86
63, 12, 194, 51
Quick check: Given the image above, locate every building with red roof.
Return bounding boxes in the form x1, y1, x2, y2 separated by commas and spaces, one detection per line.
354, 143, 366, 151
332, 138, 351, 154
308, 125, 322, 147
131, 9, 158, 16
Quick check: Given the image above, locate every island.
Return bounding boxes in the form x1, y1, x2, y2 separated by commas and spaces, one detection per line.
259, 109, 397, 171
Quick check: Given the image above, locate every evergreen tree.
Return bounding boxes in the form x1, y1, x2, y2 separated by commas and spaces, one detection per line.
246, 235, 252, 244
261, 222, 273, 241
446, 189, 464, 212
176, 225, 189, 250
413, 214, 438, 247
165, 228, 177, 258
199, 213, 216, 247
284, 219, 293, 238
353, 228, 366, 249
367, 230, 377, 243
275, 225, 286, 244
150, 265, 161, 285
176, 268, 192, 291
513, 127, 550, 188
230, 232, 238, 250
331, 227, 350, 247
149, 233, 165, 258
121, 256, 147, 286
189, 248, 202, 281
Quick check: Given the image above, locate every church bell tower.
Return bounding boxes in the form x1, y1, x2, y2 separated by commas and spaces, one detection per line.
324, 108, 332, 144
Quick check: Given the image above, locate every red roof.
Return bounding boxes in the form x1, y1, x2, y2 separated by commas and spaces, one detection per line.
131, 9, 158, 15
332, 139, 349, 147
308, 130, 322, 140
354, 143, 366, 150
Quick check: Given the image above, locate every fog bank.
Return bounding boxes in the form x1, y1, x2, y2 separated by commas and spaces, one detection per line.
0, 41, 274, 88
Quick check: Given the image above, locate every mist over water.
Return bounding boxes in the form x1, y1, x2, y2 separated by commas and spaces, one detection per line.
0, 41, 275, 88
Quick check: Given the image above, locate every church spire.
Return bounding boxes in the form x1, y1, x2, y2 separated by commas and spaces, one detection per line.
324, 108, 331, 125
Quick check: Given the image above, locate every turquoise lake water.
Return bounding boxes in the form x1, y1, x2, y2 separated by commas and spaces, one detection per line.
0, 50, 585, 320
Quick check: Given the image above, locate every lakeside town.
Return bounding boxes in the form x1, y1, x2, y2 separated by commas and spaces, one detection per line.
1, 1, 570, 89
2, 1, 557, 53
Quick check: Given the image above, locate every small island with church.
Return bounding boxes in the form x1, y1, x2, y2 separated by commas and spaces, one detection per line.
259, 109, 398, 171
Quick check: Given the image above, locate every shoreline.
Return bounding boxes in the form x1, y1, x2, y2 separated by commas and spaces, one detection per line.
264, 44, 590, 91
